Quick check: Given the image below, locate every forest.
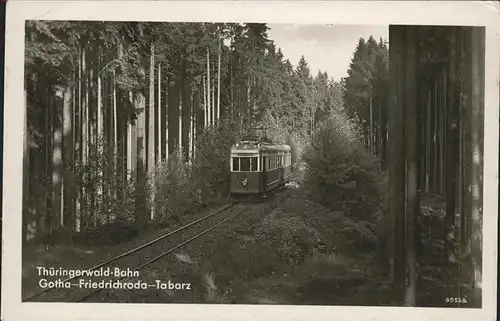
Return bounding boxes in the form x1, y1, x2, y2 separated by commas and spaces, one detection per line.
23, 21, 351, 242
22, 22, 484, 307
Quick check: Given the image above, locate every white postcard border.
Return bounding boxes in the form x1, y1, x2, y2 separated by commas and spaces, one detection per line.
2, 1, 499, 320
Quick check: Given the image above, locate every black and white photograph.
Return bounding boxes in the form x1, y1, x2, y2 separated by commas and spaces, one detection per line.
2, 1, 499, 321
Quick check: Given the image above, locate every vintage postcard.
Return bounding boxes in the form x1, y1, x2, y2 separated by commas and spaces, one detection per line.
2, 1, 499, 320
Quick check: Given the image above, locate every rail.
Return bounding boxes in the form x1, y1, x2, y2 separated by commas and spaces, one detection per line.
22, 203, 236, 302
76, 205, 246, 302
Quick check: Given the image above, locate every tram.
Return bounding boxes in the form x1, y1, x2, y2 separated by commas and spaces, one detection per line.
229, 135, 292, 197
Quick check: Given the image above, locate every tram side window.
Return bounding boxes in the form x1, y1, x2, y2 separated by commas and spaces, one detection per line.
250, 157, 258, 171
232, 157, 239, 171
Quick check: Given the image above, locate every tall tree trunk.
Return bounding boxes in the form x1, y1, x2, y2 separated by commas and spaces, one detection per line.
180, 56, 189, 160
469, 25, 484, 305
212, 77, 215, 126
461, 28, 472, 265
97, 46, 104, 224
72, 62, 79, 233
388, 25, 407, 287
230, 57, 234, 121
73, 53, 81, 234
178, 80, 183, 153
168, 80, 178, 155
378, 99, 382, 159
456, 27, 465, 246
80, 48, 88, 232
191, 90, 196, 159
127, 92, 137, 181
444, 28, 459, 259
217, 33, 221, 123
88, 44, 97, 228
75, 49, 83, 232
433, 78, 439, 192
135, 92, 147, 228
403, 26, 418, 307
62, 85, 74, 237
369, 86, 373, 155
23, 88, 30, 245
44, 86, 52, 241
112, 68, 119, 219
51, 89, 64, 240
425, 87, 431, 192
43, 84, 53, 240
113, 71, 118, 159
158, 61, 162, 165
182, 76, 191, 161
117, 41, 125, 190
30, 75, 43, 241
203, 74, 208, 127
148, 43, 155, 220
206, 48, 211, 126
442, 68, 447, 195
381, 98, 388, 170
165, 78, 169, 158
188, 90, 193, 161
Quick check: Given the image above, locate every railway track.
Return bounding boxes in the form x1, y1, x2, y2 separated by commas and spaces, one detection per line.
22, 202, 245, 303
23, 175, 299, 303
231, 171, 302, 202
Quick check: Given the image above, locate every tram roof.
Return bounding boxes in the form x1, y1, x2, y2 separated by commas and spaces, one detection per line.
259, 144, 291, 153
231, 142, 291, 153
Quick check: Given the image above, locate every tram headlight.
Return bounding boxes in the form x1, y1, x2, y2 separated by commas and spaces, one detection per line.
242, 178, 248, 187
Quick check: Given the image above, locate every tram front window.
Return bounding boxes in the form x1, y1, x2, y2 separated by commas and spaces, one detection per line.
240, 157, 250, 171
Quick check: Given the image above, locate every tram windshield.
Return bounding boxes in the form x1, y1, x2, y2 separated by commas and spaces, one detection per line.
231, 156, 258, 172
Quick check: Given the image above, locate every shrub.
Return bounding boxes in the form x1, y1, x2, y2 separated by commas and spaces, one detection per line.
277, 194, 377, 255
259, 110, 308, 167
153, 150, 194, 225
206, 210, 323, 280
302, 111, 385, 221
151, 120, 240, 226
286, 133, 307, 167
253, 209, 323, 266
191, 120, 240, 205
69, 136, 142, 244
